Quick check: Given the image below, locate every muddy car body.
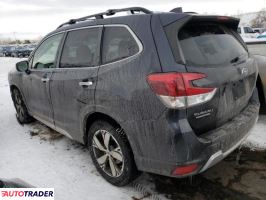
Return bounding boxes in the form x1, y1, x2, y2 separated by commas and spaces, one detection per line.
8, 7, 260, 186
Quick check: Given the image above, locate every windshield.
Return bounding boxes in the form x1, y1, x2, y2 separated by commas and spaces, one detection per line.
178, 23, 248, 67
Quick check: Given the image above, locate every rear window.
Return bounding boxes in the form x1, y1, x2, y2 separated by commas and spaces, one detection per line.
178, 23, 248, 67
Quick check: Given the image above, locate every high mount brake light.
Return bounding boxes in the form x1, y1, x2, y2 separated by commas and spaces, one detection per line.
147, 72, 217, 109
217, 16, 230, 21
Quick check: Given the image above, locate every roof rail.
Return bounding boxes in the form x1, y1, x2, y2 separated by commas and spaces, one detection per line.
57, 7, 152, 29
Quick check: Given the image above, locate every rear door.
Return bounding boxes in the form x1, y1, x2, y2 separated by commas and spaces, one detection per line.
178, 21, 257, 134
49, 26, 102, 141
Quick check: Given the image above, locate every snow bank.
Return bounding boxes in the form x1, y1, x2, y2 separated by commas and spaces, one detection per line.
244, 116, 266, 150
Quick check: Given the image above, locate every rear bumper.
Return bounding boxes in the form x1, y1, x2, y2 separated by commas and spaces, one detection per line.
199, 130, 253, 173
130, 90, 260, 177
199, 110, 258, 173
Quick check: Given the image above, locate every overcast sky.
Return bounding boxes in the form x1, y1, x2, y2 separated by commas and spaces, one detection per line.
0, 0, 265, 39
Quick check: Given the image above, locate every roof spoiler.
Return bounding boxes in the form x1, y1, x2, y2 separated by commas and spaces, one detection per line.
190, 15, 240, 30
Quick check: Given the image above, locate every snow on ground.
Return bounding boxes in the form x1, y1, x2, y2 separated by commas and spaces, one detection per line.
0, 57, 265, 200
0, 58, 163, 200
244, 115, 266, 150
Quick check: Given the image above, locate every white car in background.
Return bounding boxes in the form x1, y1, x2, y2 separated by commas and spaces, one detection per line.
238, 26, 259, 38
257, 32, 266, 39
253, 28, 266, 35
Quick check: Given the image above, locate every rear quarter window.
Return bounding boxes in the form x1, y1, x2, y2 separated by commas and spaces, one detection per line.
102, 26, 139, 64
178, 23, 248, 67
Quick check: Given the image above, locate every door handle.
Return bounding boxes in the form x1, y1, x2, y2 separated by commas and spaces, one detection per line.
79, 81, 93, 87
41, 78, 50, 83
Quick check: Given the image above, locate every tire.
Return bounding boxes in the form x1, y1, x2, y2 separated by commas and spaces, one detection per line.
88, 120, 139, 186
260, 103, 266, 115
11, 88, 34, 124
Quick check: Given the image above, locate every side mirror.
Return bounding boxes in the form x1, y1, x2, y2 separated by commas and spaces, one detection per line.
16, 61, 30, 74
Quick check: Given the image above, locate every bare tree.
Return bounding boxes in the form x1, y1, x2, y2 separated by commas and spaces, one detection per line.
251, 9, 266, 28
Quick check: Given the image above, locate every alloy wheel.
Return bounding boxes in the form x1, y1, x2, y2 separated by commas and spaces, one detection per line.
92, 130, 124, 177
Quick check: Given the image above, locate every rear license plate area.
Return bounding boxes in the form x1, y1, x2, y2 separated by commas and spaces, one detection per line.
232, 79, 246, 100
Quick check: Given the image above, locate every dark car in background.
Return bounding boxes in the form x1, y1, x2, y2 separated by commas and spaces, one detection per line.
27, 44, 37, 51
0, 46, 4, 56
0, 44, 36, 57
2, 46, 14, 57
11, 46, 32, 58
8, 7, 260, 186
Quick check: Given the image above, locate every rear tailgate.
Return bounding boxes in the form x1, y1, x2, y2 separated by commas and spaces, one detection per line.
164, 15, 258, 135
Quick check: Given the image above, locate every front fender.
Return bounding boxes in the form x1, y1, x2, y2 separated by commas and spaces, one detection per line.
8, 71, 31, 112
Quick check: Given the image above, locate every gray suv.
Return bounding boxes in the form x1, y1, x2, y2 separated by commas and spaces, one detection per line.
8, 7, 260, 186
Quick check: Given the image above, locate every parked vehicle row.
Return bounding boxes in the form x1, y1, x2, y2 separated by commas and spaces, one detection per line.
238, 26, 266, 39
238, 26, 259, 38
0, 44, 37, 58
253, 28, 266, 35
8, 7, 260, 186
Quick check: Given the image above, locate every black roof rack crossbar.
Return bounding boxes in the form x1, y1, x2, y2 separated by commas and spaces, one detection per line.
57, 7, 152, 29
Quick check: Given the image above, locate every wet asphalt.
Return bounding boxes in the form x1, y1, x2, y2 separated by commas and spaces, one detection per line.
151, 148, 266, 200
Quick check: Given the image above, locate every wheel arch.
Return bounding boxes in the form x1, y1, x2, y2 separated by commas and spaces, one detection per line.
10, 84, 29, 110
10, 84, 21, 98
83, 112, 136, 157
84, 112, 123, 144
10, 84, 18, 91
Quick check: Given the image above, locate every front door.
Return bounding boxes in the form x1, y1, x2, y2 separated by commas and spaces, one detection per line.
49, 27, 102, 141
27, 33, 64, 124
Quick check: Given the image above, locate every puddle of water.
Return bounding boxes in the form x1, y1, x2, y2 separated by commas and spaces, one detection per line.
152, 149, 266, 200
29, 122, 63, 141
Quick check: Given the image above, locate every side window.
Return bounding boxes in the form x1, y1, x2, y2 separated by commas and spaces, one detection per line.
32, 33, 63, 69
60, 28, 101, 68
244, 27, 254, 34
102, 26, 139, 64
237, 27, 241, 34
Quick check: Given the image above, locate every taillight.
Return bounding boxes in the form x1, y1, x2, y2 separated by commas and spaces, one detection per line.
147, 72, 217, 109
